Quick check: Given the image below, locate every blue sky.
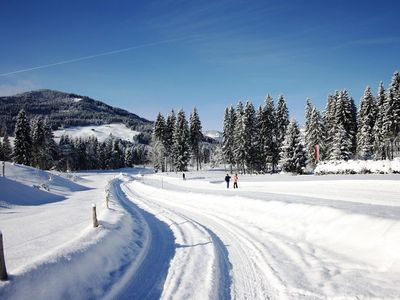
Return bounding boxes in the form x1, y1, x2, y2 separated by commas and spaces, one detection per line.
1, 0, 399, 130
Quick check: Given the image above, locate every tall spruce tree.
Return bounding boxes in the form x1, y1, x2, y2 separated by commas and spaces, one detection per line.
172, 109, 191, 171
373, 82, 386, 159
323, 93, 337, 157
31, 117, 46, 168
261, 95, 279, 172
243, 101, 257, 173
280, 119, 306, 174
222, 106, 236, 173
305, 100, 325, 165
276, 95, 290, 161
189, 107, 203, 171
1, 132, 12, 161
356, 86, 377, 159
254, 105, 264, 172
165, 110, 176, 170
382, 71, 400, 159
233, 102, 246, 173
329, 90, 357, 160
13, 109, 32, 165
152, 113, 167, 171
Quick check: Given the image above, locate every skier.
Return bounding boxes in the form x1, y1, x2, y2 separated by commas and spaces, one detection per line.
225, 174, 231, 188
182, 173, 186, 181
233, 173, 238, 189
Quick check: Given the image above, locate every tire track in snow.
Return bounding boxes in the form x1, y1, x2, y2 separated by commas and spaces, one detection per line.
105, 178, 175, 300
122, 181, 232, 300
128, 181, 280, 299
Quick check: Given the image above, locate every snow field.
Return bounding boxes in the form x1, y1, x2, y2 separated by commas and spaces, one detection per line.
53, 123, 140, 142
0, 166, 150, 299
127, 172, 400, 299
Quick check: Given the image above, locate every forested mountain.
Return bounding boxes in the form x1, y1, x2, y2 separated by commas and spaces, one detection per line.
0, 89, 152, 134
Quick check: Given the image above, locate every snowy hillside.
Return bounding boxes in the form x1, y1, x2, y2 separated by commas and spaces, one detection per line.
53, 123, 140, 142
204, 130, 223, 143
1, 163, 400, 299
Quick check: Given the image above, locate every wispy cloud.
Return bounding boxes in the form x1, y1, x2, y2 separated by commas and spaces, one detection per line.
0, 36, 192, 77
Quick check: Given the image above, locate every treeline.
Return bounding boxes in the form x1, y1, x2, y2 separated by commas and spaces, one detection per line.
152, 108, 206, 172
221, 71, 400, 174
0, 109, 148, 171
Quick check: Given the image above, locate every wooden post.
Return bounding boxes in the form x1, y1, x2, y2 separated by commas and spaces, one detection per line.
0, 231, 8, 281
92, 204, 99, 228
106, 194, 109, 209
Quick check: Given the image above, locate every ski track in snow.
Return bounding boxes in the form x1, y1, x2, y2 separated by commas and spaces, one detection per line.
121, 179, 232, 300
118, 174, 400, 300
104, 178, 175, 300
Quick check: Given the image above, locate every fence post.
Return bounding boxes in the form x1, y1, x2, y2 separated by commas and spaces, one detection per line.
92, 204, 99, 228
0, 231, 8, 281
106, 193, 109, 209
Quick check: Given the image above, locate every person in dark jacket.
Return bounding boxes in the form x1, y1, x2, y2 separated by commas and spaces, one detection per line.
225, 174, 231, 188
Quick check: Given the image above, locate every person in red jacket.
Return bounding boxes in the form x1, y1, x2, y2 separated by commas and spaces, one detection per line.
233, 174, 238, 189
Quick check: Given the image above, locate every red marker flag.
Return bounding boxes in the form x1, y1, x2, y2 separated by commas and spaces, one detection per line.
314, 144, 319, 162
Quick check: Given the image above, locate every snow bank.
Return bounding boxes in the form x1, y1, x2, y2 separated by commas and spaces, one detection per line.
0, 172, 149, 299
315, 158, 400, 175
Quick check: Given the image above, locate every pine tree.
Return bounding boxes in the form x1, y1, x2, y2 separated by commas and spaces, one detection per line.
260, 95, 279, 172
165, 110, 176, 171
305, 100, 325, 165
329, 90, 357, 160
13, 109, 32, 165
243, 101, 257, 173
152, 112, 167, 171
323, 93, 337, 157
330, 123, 352, 160
124, 147, 133, 167
222, 106, 236, 173
31, 117, 46, 168
382, 71, 400, 159
1, 132, 12, 161
172, 109, 191, 171
280, 120, 306, 174
276, 95, 290, 161
189, 107, 203, 171
373, 82, 386, 159
254, 105, 264, 172
58, 135, 75, 171
356, 86, 377, 159
233, 102, 246, 173
85, 136, 99, 169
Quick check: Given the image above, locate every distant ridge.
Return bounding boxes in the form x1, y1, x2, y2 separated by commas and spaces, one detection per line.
0, 89, 153, 134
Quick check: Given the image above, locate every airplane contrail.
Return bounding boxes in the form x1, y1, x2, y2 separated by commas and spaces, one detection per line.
0, 36, 191, 76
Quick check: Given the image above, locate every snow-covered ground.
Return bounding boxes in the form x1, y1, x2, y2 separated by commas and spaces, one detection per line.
1, 164, 400, 299
53, 123, 140, 142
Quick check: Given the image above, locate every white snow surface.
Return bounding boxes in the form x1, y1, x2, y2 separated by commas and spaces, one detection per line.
315, 158, 400, 175
1, 163, 400, 299
204, 130, 223, 143
53, 123, 140, 142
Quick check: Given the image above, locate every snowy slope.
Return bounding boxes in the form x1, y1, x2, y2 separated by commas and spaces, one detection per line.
0, 164, 159, 299
53, 123, 140, 142
2, 163, 400, 299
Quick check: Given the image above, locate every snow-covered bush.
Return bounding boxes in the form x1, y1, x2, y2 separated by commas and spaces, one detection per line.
315, 158, 400, 175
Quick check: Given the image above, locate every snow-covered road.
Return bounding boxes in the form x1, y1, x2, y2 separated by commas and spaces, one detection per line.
118, 172, 400, 299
